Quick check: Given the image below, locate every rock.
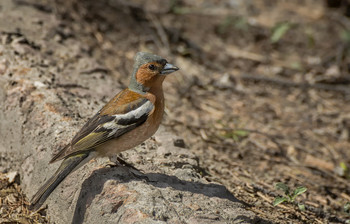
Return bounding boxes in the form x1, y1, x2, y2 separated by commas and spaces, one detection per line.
5, 171, 18, 184
0, 0, 261, 223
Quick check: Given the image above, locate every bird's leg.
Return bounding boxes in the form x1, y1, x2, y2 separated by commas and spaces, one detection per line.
106, 155, 149, 181
106, 155, 140, 171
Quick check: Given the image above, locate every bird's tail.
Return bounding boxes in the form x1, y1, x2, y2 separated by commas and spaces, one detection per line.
29, 152, 91, 211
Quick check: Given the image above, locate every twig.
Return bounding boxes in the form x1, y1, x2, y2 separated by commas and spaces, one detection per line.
167, 119, 283, 138
146, 13, 170, 51
80, 67, 109, 75
237, 74, 350, 95
165, 119, 285, 153
220, 44, 303, 71
55, 83, 88, 89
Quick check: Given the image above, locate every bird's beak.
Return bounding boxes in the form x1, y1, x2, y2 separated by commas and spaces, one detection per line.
161, 63, 179, 75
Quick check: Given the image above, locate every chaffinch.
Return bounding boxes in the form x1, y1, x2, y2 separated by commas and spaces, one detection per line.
30, 52, 179, 211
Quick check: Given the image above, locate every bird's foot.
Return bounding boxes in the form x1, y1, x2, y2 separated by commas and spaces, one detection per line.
106, 156, 149, 181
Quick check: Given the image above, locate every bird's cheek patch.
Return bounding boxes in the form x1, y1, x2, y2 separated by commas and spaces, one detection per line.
136, 68, 155, 85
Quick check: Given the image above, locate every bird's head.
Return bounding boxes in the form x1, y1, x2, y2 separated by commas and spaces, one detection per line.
129, 52, 179, 94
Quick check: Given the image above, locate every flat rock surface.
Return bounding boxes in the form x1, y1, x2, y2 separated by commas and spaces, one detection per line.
0, 0, 260, 223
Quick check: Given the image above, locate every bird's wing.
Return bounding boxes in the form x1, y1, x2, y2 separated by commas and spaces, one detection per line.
50, 89, 154, 163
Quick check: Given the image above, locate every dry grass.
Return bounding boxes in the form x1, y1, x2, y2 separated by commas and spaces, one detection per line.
0, 172, 48, 224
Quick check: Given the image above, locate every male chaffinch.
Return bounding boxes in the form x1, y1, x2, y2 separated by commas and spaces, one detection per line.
30, 52, 179, 211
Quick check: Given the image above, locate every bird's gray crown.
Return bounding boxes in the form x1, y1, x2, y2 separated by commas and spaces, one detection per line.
133, 52, 163, 70
129, 52, 164, 94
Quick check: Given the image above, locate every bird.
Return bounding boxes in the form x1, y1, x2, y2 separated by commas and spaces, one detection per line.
29, 52, 179, 211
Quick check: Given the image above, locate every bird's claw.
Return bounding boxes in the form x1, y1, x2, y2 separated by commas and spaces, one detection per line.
106, 156, 149, 181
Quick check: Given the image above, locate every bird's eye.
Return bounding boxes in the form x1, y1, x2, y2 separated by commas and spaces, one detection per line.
148, 64, 156, 71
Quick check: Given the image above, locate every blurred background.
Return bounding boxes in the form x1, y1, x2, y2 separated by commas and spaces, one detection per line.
2, 0, 350, 222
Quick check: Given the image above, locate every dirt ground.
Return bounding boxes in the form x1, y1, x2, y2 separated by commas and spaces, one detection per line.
1, 0, 350, 223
